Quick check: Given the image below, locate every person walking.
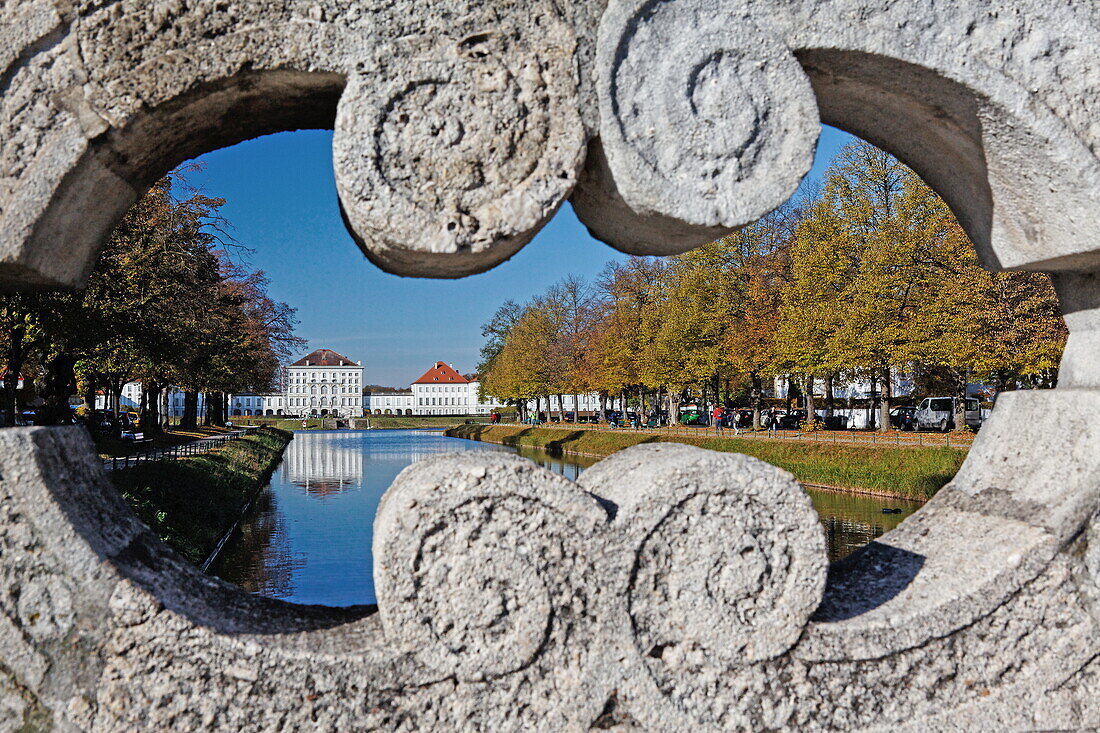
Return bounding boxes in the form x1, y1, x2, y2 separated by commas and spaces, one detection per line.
731, 410, 742, 436
767, 409, 778, 436
712, 406, 724, 435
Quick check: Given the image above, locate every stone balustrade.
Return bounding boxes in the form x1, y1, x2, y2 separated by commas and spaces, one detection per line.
1, 0, 1098, 728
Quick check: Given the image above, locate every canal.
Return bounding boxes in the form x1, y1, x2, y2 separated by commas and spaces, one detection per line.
211, 430, 922, 606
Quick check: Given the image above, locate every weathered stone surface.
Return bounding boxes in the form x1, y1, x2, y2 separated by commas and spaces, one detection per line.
0, 420, 1098, 729
333, 12, 586, 276
579, 443, 827, 730
4, 0, 1100, 283
2, 0, 1100, 728
373, 452, 609, 724
579, 0, 819, 255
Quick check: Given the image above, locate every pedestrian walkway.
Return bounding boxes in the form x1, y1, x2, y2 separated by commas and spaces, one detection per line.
102, 427, 258, 471
507, 421, 974, 449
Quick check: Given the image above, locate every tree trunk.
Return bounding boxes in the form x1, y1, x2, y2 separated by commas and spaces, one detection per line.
953, 369, 969, 431
804, 376, 816, 426
2, 323, 29, 428
181, 391, 198, 430
867, 373, 877, 430
751, 373, 762, 431
206, 391, 225, 427
139, 388, 149, 429
40, 353, 77, 426
878, 365, 892, 432
825, 374, 835, 417
106, 374, 125, 420
145, 383, 163, 435
82, 374, 97, 416
1, 370, 19, 428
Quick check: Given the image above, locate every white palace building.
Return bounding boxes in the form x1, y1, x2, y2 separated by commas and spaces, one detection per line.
104, 351, 513, 420
284, 349, 365, 418
364, 361, 508, 417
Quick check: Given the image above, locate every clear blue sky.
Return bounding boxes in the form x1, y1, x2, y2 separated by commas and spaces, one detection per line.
186, 125, 855, 386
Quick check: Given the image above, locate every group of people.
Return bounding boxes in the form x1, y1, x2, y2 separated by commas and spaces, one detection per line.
712, 407, 783, 436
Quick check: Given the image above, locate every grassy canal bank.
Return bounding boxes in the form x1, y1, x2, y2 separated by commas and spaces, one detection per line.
111, 426, 292, 566
445, 425, 966, 500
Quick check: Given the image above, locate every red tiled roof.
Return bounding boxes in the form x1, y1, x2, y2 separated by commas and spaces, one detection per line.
290, 349, 358, 367
412, 362, 469, 385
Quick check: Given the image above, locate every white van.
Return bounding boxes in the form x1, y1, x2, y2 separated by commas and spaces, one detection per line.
915, 397, 982, 432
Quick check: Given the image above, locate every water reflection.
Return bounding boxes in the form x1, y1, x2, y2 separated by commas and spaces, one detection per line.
283, 431, 365, 498
213, 430, 922, 606
213, 489, 301, 598
808, 488, 920, 562
212, 430, 518, 606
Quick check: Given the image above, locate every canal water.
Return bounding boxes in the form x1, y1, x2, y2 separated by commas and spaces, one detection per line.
211, 430, 922, 606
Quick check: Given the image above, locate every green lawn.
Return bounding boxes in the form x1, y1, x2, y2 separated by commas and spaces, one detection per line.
111, 427, 292, 565
445, 425, 966, 500
95, 424, 236, 458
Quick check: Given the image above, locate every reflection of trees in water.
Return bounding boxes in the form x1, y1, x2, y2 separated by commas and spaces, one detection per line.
213, 488, 302, 599
819, 515, 888, 563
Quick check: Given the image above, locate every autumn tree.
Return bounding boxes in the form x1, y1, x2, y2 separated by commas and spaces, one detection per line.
478, 140, 1066, 432
0, 168, 302, 432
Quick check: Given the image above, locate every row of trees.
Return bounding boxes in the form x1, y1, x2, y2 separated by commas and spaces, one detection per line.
0, 168, 303, 431
479, 141, 1066, 430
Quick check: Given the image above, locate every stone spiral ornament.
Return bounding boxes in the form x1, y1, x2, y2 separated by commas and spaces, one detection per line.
372, 452, 608, 688
579, 443, 827, 728
333, 23, 586, 278
589, 0, 819, 254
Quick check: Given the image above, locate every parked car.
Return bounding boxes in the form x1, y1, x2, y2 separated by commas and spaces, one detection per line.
724, 409, 749, 428
679, 407, 707, 426
889, 406, 917, 431
914, 397, 982, 431
0, 410, 33, 426
776, 410, 807, 430
823, 414, 849, 430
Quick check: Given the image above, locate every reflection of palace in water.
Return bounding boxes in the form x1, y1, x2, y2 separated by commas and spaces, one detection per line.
283, 434, 365, 497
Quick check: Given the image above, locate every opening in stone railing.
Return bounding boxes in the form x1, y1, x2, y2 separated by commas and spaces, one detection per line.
3, 3, 1097, 728
1, 126, 1066, 609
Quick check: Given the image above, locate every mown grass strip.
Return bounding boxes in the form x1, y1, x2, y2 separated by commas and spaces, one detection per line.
110, 426, 292, 565
445, 425, 965, 500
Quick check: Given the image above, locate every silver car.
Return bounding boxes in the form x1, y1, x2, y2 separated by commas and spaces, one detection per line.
915, 397, 982, 432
